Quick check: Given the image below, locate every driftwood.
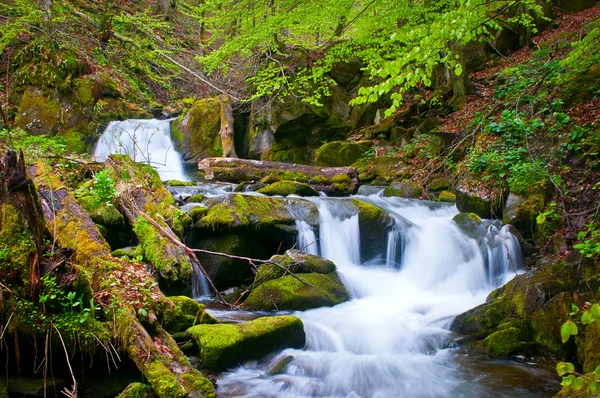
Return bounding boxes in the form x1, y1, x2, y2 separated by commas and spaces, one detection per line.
27, 159, 217, 398
198, 157, 359, 195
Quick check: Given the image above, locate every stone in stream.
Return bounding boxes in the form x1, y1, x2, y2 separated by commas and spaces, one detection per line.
258, 180, 319, 197
187, 315, 305, 371
243, 250, 350, 311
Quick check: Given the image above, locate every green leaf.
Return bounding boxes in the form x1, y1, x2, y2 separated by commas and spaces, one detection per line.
572, 376, 583, 391
569, 321, 578, 336
536, 213, 546, 224
455, 64, 463, 77
561, 323, 572, 343
582, 310, 593, 324
561, 374, 574, 387
557, 362, 575, 376
594, 364, 600, 380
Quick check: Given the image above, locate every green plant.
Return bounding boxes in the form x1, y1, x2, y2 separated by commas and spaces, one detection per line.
573, 222, 600, 259
90, 169, 117, 207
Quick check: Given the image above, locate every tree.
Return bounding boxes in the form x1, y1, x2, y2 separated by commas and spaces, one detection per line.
191, 0, 547, 114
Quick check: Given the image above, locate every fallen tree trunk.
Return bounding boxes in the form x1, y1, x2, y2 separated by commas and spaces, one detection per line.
198, 157, 359, 196
28, 160, 218, 398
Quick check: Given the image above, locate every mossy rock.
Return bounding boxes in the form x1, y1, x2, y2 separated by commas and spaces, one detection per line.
186, 194, 206, 203
196, 194, 318, 232
260, 173, 282, 184
452, 213, 486, 240
116, 383, 152, 398
111, 247, 138, 259
173, 98, 222, 162
383, 182, 422, 199
162, 296, 218, 334
257, 180, 319, 197
503, 193, 544, 237
15, 88, 62, 135
188, 206, 208, 223
187, 315, 305, 371
428, 177, 450, 192
352, 199, 393, 262
314, 140, 371, 167
562, 62, 600, 106
455, 187, 503, 219
165, 180, 195, 186
244, 272, 349, 311
482, 327, 534, 357
3, 377, 66, 397
255, 250, 337, 282
438, 190, 456, 202
93, 98, 150, 122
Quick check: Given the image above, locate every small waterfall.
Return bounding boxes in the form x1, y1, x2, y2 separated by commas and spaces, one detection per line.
295, 220, 319, 256
192, 263, 212, 298
93, 119, 188, 181
217, 194, 535, 397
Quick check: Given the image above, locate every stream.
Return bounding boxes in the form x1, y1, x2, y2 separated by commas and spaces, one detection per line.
95, 119, 559, 397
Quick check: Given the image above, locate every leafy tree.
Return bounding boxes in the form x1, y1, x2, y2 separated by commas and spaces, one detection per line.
192, 0, 548, 113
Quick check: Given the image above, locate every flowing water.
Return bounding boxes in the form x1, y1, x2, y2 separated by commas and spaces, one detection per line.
213, 193, 557, 397
93, 119, 188, 181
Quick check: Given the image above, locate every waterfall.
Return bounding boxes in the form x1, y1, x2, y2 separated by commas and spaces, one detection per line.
295, 220, 319, 256
217, 195, 533, 397
192, 263, 212, 298
93, 119, 188, 181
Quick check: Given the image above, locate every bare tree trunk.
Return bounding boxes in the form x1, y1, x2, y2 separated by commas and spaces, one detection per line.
37, 0, 52, 20
219, 95, 237, 158
451, 42, 468, 111
158, 0, 170, 19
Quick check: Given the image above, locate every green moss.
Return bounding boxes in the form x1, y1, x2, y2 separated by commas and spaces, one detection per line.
185, 98, 222, 158
0, 204, 35, 294
187, 315, 305, 370
452, 212, 486, 239
428, 177, 451, 191
260, 173, 282, 184
187, 194, 206, 203
189, 206, 208, 222
165, 180, 195, 186
116, 383, 152, 398
162, 296, 218, 334
15, 89, 62, 134
145, 361, 186, 398
3, 377, 65, 396
331, 174, 353, 193
315, 140, 371, 167
383, 183, 422, 198
244, 272, 349, 311
482, 327, 534, 357
255, 250, 336, 282
438, 191, 456, 202
258, 181, 319, 197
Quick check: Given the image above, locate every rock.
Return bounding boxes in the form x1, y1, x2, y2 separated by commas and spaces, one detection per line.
258, 180, 319, 197
555, 0, 599, 12
188, 206, 207, 223
267, 355, 294, 376
438, 191, 456, 202
383, 182, 422, 199
116, 383, 152, 398
187, 315, 305, 371
455, 186, 503, 218
452, 213, 487, 239
3, 377, 66, 397
352, 200, 393, 262
162, 296, 218, 334
427, 177, 450, 192
195, 194, 318, 232
260, 173, 282, 184
503, 193, 544, 237
482, 327, 534, 357
199, 157, 359, 196
255, 250, 337, 282
244, 272, 349, 311
314, 140, 371, 167
171, 97, 223, 162
186, 194, 206, 203
165, 180, 195, 186
111, 246, 138, 259
561, 63, 600, 107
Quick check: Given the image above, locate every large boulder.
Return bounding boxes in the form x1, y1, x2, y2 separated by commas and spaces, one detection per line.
170, 98, 222, 162
161, 296, 218, 334
314, 140, 371, 167
244, 250, 349, 311
503, 193, 544, 237
352, 200, 393, 262
452, 213, 487, 240
383, 182, 423, 199
187, 315, 305, 370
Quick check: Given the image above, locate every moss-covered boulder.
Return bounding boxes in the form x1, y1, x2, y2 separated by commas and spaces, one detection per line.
171, 98, 222, 162
188, 316, 305, 371
258, 180, 319, 197
195, 194, 318, 232
314, 140, 371, 167
244, 272, 349, 311
255, 250, 337, 282
455, 186, 503, 219
352, 200, 393, 262
383, 182, 422, 198
162, 296, 218, 334
503, 193, 544, 237
428, 177, 451, 192
452, 213, 487, 240
438, 190, 456, 202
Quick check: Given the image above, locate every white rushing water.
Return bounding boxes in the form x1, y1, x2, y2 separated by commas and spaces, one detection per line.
217, 194, 529, 397
93, 119, 188, 181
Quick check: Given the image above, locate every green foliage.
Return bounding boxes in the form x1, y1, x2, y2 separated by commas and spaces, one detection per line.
90, 170, 117, 207
574, 221, 600, 259
0, 0, 42, 54
0, 128, 66, 159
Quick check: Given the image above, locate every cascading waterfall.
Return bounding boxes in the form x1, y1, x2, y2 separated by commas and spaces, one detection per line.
216, 194, 547, 397
93, 119, 188, 181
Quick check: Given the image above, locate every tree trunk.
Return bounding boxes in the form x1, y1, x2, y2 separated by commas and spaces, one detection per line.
219, 95, 237, 158
451, 42, 468, 111
37, 0, 51, 20
158, 0, 170, 19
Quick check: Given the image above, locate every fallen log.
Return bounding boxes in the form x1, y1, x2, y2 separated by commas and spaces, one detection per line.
198, 157, 359, 196
28, 159, 218, 398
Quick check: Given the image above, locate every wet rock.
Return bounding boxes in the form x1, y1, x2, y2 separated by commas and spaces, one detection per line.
187, 316, 305, 371
452, 213, 486, 240
503, 193, 544, 237
267, 355, 294, 376
258, 181, 319, 197
352, 200, 393, 262
314, 140, 371, 167
455, 186, 503, 219
438, 190, 456, 202
162, 296, 218, 334
383, 182, 422, 199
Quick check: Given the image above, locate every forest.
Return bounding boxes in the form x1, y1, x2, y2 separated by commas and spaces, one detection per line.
0, 0, 599, 397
